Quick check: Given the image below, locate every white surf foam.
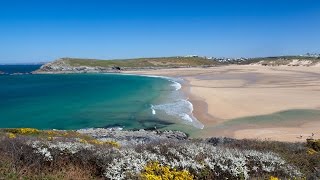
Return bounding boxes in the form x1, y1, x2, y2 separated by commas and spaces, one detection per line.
180, 113, 193, 122
151, 99, 204, 129
169, 80, 182, 91
151, 105, 156, 115
109, 73, 203, 128
115, 73, 183, 91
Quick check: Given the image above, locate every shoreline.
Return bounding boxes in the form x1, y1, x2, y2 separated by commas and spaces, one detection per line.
6, 65, 320, 142
116, 72, 205, 129
125, 65, 320, 142
181, 79, 218, 127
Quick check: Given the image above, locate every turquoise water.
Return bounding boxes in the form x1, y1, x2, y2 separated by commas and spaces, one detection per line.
0, 71, 199, 130
215, 109, 320, 130
0, 65, 41, 74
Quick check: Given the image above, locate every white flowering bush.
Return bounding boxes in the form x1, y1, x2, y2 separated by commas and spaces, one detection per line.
102, 142, 302, 179
24, 138, 302, 179
0, 129, 311, 179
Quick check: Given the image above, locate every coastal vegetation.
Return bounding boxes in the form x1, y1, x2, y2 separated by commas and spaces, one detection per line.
63, 56, 221, 68
60, 55, 320, 68
0, 128, 319, 179
33, 55, 320, 74
239, 56, 320, 66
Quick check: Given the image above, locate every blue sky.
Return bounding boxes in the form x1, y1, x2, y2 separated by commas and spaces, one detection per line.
0, 0, 320, 63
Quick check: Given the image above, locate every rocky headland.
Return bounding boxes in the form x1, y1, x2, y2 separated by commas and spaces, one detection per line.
33, 56, 320, 74
32, 59, 122, 74
32, 56, 220, 74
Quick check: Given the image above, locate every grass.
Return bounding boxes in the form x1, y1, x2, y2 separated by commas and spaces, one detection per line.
239, 56, 320, 65
52, 55, 320, 69
60, 56, 222, 68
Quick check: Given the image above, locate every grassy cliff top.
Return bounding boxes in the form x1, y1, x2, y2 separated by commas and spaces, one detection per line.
240, 56, 320, 65
58, 55, 320, 67
59, 56, 221, 68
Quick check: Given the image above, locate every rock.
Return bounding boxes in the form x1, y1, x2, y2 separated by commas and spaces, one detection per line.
33, 58, 122, 74
112, 66, 121, 70
0, 71, 5, 75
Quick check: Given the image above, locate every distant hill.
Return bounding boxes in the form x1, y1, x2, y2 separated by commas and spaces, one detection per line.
239, 56, 320, 66
33, 56, 222, 73
33, 55, 320, 74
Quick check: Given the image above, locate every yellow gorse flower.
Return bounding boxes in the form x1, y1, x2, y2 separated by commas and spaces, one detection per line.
6, 128, 40, 135
270, 176, 280, 180
7, 133, 16, 139
141, 161, 193, 180
78, 138, 120, 148
46, 130, 59, 136
307, 148, 317, 155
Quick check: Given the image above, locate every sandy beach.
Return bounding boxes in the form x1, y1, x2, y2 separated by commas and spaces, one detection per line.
126, 65, 320, 142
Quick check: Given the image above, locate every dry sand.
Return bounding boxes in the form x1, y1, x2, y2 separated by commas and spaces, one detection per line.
125, 65, 320, 142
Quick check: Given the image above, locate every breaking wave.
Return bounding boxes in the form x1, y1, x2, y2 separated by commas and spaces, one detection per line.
151, 99, 204, 129
116, 73, 182, 91
169, 80, 182, 91
116, 73, 203, 129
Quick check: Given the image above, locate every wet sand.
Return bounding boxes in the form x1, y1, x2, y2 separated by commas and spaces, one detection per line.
125, 65, 320, 142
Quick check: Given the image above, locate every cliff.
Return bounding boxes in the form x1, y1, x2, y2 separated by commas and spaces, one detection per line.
33, 56, 320, 74
33, 57, 221, 74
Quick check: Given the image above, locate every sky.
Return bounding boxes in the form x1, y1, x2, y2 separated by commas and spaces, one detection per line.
0, 0, 320, 63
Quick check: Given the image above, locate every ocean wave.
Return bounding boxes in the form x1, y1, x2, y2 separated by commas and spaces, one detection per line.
168, 80, 182, 91
114, 73, 202, 128
116, 73, 182, 91
151, 99, 204, 129
180, 113, 193, 122
151, 105, 156, 115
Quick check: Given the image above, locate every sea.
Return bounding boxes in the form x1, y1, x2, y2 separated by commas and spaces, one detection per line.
0, 65, 203, 130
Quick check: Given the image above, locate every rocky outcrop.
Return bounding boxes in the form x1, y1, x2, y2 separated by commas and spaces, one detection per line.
33, 58, 187, 74
33, 56, 320, 74
0, 71, 4, 75
33, 59, 121, 74
32, 57, 219, 74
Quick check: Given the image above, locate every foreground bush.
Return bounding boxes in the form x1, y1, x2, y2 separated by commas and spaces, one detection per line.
0, 129, 318, 179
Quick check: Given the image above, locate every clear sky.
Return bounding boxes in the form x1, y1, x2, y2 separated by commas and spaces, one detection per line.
0, 0, 320, 63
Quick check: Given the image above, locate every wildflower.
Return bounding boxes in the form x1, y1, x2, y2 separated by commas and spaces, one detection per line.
105, 140, 120, 148
79, 138, 88, 144
7, 133, 16, 139
78, 138, 120, 148
46, 130, 59, 136
307, 148, 317, 155
141, 161, 193, 180
270, 176, 280, 180
31, 143, 53, 161
6, 128, 40, 135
